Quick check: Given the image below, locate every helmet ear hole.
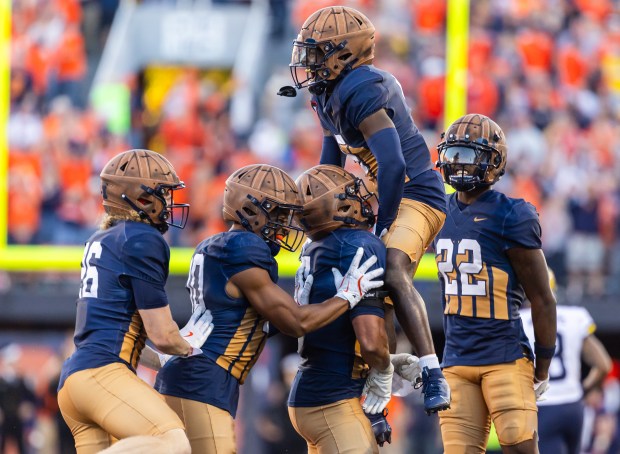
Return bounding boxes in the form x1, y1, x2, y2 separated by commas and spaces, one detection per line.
243, 207, 257, 216
339, 205, 351, 213
338, 52, 352, 61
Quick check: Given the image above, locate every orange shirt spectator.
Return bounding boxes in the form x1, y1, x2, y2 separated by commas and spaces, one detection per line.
516, 29, 553, 72
411, 0, 446, 35
53, 24, 87, 82
8, 152, 43, 243
557, 44, 587, 89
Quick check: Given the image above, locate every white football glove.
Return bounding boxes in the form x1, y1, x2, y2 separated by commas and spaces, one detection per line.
534, 376, 550, 401
332, 247, 385, 309
362, 362, 394, 414
390, 353, 422, 385
179, 308, 214, 356
294, 261, 313, 306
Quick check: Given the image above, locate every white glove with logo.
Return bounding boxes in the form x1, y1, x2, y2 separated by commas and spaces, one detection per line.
534, 376, 550, 401
157, 309, 214, 367
332, 247, 384, 309
180, 308, 214, 356
294, 261, 313, 306
390, 353, 422, 385
362, 362, 394, 414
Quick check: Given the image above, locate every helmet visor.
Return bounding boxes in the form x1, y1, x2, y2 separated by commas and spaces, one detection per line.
441, 146, 492, 166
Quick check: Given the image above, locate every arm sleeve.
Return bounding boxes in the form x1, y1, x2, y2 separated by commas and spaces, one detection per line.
130, 276, 169, 310
320, 135, 346, 167
366, 128, 406, 234
502, 202, 542, 250
122, 233, 170, 309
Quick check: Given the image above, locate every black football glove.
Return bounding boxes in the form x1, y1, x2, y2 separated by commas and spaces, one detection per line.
365, 408, 392, 447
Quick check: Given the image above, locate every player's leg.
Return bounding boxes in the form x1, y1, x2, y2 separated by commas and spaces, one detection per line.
537, 404, 567, 454
164, 395, 237, 454
439, 366, 491, 454
288, 398, 378, 454
58, 385, 112, 454
58, 363, 189, 454
382, 198, 448, 412
483, 358, 538, 454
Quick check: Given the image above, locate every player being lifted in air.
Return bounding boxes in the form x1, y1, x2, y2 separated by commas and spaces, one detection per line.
283, 5, 449, 414
153, 164, 385, 454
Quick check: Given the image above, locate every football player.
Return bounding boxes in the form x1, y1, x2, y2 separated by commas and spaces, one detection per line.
434, 114, 557, 453
287, 165, 421, 453
521, 269, 612, 454
287, 6, 449, 413
57, 149, 214, 454
153, 164, 385, 454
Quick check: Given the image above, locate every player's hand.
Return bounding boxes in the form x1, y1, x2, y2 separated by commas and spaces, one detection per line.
390, 353, 422, 385
179, 308, 214, 355
294, 262, 313, 306
362, 362, 394, 414
332, 247, 384, 308
534, 376, 550, 401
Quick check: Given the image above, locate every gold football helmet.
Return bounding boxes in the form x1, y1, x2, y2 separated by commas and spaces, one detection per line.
436, 113, 507, 192
100, 149, 189, 233
290, 6, 375, 93
295, 164, 375, 240
223, 164, 304, 252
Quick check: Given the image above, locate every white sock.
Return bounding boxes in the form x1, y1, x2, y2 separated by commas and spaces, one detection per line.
419, 354, 440, 370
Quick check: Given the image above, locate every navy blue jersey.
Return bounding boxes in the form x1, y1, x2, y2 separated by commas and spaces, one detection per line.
155, 231, 277, 417
59, 221, 170, 389
434, 190, 541, 367
288, 228, 386, 407
314, 65, 446, 213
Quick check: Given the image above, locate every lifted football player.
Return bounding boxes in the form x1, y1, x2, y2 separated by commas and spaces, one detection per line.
154, 164, 384, 454
287, 164, 422, 453
57, 149, 214, 454
286, 5, 449, 413
435, 114, 557, 453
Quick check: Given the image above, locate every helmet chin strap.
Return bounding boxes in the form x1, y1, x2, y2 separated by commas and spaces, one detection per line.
120, 194, 169, 233
235, 210, 254, 232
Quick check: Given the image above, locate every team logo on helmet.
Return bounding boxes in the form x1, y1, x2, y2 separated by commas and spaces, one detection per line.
295, 164, 375, 240
223, 164, 304, 253
290, 6, 375, 94
100, 149, 189, 233
436, 114, 507, 192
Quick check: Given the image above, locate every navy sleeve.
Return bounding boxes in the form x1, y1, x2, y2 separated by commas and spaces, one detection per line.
341, 77, 389, 128
366, 128, 406, 233
130, 277, 169, 310
320, 135, 346, 167
123, 232, 170, 283
502, 201, 542, 250
222, 235, 277, 280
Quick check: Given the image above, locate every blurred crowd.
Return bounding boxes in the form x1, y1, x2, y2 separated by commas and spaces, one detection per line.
5, 0, 620, 451
8, 0, 620, 300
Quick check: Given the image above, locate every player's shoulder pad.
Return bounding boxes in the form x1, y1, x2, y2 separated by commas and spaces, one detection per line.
222, 231, 272, 262
123, 223, 169, 256
337, 66, 385, 105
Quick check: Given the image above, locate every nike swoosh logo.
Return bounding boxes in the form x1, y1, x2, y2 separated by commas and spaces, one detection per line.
474, 217, 487, 222
185, 331, 194, 337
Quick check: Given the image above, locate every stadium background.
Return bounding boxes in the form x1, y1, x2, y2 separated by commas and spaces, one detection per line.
1, 0, 620, 452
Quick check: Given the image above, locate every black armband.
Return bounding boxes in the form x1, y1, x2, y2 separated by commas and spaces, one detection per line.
358, 290, 390, 309
534, 342, 556, 359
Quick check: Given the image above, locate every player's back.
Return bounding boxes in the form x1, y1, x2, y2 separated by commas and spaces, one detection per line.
521, 305, 595, 405
314, 66, 433, 183
288, 228, 386, 407
435, 190, 542, 367
156, 230, 276, 417
60, 221, 169, 387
